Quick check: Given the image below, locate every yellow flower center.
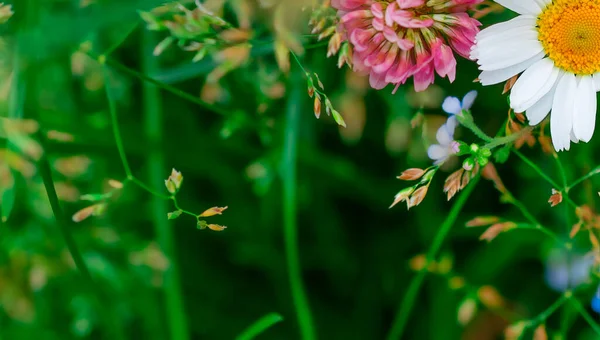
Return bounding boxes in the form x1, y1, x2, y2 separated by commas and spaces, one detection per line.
537, 0, 600, 75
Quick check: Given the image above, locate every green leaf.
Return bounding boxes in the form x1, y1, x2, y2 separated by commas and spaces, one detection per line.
235, 313, 283, 340
494, 145, 511, 164
167, 210, 182, 220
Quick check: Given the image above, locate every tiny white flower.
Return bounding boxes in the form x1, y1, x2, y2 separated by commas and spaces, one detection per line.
428, 117, 459, 165
471, 0, 600, 152
442, 90, 478, 116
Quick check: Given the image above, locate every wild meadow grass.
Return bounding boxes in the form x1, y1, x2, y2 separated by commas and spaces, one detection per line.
3, 1, 600, 339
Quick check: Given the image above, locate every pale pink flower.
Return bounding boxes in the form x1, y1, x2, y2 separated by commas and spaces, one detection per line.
332, 0, 482, 92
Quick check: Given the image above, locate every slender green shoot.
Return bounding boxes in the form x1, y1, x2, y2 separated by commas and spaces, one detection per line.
386, 174, 481, 340
282, 66, 316, 340
236, 313, 284, 340
566, 165, 600, 192
95, 53, 228, 116
570, 298, 600, 335
38, 135, 125, 340
141, 30, 189, 340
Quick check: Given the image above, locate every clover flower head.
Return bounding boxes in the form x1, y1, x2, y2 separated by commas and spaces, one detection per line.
332, 0, 482, 93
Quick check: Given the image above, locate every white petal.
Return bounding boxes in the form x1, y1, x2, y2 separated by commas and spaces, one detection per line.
474, 19, 537, 46
427, 144, 447, 162
570, 130, 578, 143
461, 91, 478, 110
551, 74, 577, 152
442, 97, 461, 115
478, 51, 545, 86
526, 74, 561, 126
476, 36, 544, 71
474, 15, 536, 43
593, 72, 600, 92
572, 76, 597, 143
445, 116, 458, 134
436, 122, 453, 146
534, 0, 551, 9
494, 0, 542, 15
510, 58, 559, 113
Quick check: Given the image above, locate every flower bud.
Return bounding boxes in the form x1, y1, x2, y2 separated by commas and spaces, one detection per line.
462, 158, 475, 171
200, 206, 228, 217
207, 224, 227, 231
165, 168, 183, 194
397, 168, 426, 181
457, 298, 477, 326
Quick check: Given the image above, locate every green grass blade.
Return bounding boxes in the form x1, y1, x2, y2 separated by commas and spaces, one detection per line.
236, 313, 284, 340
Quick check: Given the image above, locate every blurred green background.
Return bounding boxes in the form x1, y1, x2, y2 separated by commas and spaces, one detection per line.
2, 0, 600, 339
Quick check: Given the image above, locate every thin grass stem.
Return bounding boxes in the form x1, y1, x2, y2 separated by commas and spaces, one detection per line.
566, 165, 600, 192
103, 68, 133, 179
38, 135, 125, 340
235, 313, 284, 340
570, 298, 600, 336
142, 30, 190, 340
282, 65, 316, 340
386, 174, 481, 340
95, 53, 228, 116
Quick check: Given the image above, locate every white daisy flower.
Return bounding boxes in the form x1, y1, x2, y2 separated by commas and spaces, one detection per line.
428, 116, 459, 165
442, 90, 478, 116
470, 0, 600, 151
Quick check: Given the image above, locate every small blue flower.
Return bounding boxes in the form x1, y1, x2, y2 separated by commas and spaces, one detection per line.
427, 116, 459, 165
592, 286, 600, 314
442, 90, 478, 116
545, 248, 594, 292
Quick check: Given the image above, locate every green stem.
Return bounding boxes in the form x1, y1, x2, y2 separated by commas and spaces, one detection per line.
554, 153, 569, 191
570, 298, 600, 335
235, 313, 284, 340
103, 68, 133, 179
513, 224, 563, 246
102, 22, 139, 57
483, 127, 533, 150
505, 193, 539, 226
513, 150, 578, 209
513, 149, 560, 189
38, 154, 92, 289
290, 50, 308, 75
95, 53, 229, 116
171, 197, 197, 218
528, 293, 569, 326
142, 31, 189, 340
385, 174, 481, 340
456, 113, 493, 143
566, 165, 600, 192
131, 178, 172, 200
38, 136, 125, 340
282, 67, 316, 340
553, 153, 572, 232
552, 152, 572, 338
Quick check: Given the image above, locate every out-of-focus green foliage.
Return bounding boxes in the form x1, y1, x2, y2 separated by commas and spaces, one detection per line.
1, 0, 600, 339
